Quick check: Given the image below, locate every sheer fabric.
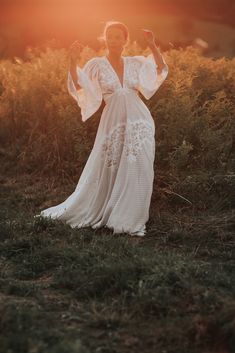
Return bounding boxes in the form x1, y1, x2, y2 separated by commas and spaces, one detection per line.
35, 53, 169, 236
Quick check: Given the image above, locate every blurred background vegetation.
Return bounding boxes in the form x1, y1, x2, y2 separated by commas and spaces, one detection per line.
0, 0, 234, 210
0, 44, 234, 209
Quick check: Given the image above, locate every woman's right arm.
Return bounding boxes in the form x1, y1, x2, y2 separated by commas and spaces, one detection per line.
68, 41, 84, 91
69, 58, 81, 90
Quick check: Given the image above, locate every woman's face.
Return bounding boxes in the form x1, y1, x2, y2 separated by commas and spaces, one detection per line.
105, 27, 127, 53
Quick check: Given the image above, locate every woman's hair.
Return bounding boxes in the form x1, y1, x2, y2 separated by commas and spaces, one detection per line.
97, 20, 130, 47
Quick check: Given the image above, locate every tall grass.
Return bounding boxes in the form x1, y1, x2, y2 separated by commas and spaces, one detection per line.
0, 44, 234, 352
0, 44, 234, 181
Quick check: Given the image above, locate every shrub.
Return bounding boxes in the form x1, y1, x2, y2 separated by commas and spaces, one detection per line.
0, 45, 234, 181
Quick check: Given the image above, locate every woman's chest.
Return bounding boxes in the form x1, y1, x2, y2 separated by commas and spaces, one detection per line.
98, 57, 141, 91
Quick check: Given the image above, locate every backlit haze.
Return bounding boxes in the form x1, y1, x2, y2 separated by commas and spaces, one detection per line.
0, 0, 234, 58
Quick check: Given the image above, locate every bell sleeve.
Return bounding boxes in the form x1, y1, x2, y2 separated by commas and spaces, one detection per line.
137, 53, 169, 100
67, 57, 103, 122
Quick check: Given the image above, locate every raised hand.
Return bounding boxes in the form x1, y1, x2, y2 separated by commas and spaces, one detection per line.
69, 40, 84, 62
141, 29, 155, 47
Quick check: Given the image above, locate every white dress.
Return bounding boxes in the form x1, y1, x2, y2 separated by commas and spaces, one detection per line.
35, 53, 169, 236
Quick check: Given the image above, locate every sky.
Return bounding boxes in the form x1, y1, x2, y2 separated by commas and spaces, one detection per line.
0, 0, 173, 53
0, 0, 234, 57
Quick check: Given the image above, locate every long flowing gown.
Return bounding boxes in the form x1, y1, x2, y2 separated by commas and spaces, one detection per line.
35, 53, 169, 236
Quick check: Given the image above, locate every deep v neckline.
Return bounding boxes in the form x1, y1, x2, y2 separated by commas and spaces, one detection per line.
104, 56, 125, 88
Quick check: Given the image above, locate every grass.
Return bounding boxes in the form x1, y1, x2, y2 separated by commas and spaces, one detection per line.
0, 44, 234, 352
0, 169, 234, 353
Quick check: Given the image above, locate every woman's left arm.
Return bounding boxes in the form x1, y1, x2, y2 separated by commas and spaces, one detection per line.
141, 29, 167, 74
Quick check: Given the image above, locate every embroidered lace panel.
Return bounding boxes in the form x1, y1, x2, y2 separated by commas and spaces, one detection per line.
101, 120, 154, 167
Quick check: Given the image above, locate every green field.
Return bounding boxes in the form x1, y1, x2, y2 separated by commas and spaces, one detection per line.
1, 168, 235, 353
0, 45, 234, 353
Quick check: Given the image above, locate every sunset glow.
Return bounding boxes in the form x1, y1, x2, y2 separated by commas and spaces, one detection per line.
0, 0, 234, 58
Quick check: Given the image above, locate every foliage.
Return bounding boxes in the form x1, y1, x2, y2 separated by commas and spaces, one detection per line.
0, 180, 234, 353
0, 45, 234, 182
0, 43, 234, 353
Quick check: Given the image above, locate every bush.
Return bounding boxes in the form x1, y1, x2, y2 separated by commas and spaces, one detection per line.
0, 45, 234, 181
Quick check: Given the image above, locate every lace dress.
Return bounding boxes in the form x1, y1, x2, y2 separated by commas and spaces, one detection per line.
36, 53, 169, 236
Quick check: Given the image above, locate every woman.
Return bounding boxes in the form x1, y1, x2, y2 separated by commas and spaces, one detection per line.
36, 21, 169, 236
